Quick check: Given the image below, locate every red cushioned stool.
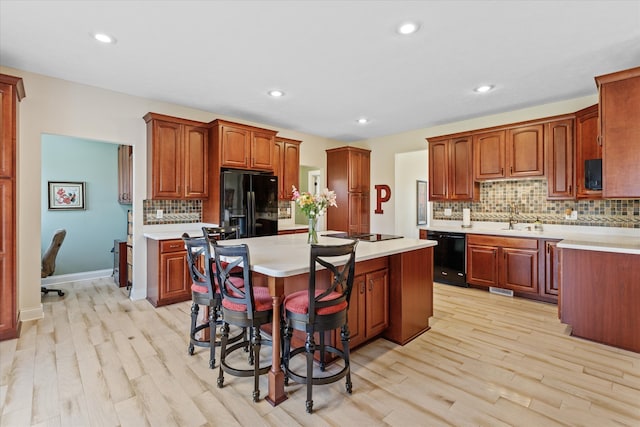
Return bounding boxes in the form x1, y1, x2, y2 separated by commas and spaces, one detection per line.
282, 241, 358, 413
212, 240, 273, 402
183, 233, 244, 369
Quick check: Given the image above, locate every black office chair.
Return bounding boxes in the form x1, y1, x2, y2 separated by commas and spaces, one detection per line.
282, 241, 358, 413
41, 229, 66, 296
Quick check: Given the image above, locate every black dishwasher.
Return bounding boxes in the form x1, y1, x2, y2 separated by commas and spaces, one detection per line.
427, 231, 467, 287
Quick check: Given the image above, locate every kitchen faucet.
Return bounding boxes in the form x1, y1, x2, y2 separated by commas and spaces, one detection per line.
508, 203, 518, 230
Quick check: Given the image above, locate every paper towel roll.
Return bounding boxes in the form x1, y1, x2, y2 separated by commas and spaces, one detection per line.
462, 208, 471, 227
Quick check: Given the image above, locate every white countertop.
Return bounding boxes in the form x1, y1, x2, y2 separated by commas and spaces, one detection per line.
278, 223, 309, 232
143, 223, 218, 240
423, 221, 640, 255
215, 231, 436, 277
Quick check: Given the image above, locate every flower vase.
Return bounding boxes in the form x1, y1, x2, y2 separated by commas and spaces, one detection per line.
307, 217, 318, 244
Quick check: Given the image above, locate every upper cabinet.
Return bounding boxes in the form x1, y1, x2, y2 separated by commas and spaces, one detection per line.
274, 137, 301, 200
574, 104, 601, 199
210, 119, 277, 172
545, 118, 575, 200
595, 66, 640, 199
474, 124, 544, 180
144, 113, 209, 200
427, 135, 478, 201
326, 146, 371, 234
117, 145, 133, 204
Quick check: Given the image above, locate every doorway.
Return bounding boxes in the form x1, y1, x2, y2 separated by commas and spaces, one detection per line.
41, 134, 132, 279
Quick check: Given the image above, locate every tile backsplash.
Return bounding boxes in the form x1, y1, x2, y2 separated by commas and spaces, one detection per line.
143, 199, 201, 225
432, 179, 640, 228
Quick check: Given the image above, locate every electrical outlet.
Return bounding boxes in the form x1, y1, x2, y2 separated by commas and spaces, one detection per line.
156, 209, 163, 219
565, 210, 577, 220
444, 208, 452, 216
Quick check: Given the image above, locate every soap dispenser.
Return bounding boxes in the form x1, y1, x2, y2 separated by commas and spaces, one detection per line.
534, 217, 543, 232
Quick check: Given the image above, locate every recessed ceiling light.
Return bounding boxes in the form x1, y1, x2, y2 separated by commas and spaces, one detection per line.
357, 118, 369, 125
268, 90, 284, 97
397, 22, 420, 35
93, 33, 116, 44
474, 85, 494, 93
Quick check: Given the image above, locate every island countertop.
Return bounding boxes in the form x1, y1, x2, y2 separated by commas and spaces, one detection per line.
214, 231, 436, 277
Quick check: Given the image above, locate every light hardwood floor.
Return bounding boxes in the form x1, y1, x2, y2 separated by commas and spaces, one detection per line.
1, 278, 639, 426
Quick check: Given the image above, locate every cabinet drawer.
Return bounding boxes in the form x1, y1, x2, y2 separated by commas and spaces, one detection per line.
467, 234, 538, 250
160, 239, 185, 253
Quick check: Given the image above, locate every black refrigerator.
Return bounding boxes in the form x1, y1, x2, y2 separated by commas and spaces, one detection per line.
220, 170, 278, 238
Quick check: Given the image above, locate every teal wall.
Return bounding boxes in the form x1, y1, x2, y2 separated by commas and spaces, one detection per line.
41, 135, 128, 275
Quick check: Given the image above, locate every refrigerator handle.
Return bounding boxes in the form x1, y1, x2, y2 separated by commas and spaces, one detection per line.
248, 191, 255, 236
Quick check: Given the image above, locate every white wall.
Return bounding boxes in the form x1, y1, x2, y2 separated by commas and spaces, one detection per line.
353, 94, 599, 234
395, 150, 428, 238
2, 65, 342, 322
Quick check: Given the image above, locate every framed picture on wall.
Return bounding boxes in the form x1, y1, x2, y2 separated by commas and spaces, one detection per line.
48, 181, 85, 210
416, 180, 427, 225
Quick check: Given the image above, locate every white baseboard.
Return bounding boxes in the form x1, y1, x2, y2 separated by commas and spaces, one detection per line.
41, 269, 113, 286
19, 305, 44, 322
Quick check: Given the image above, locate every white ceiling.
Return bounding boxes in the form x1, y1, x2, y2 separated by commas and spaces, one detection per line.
1, 0, 639, 142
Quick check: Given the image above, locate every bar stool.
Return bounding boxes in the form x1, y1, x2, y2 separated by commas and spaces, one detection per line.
212, 240, 273, 402
282, 241, 358, 413
183, 233, 244, 368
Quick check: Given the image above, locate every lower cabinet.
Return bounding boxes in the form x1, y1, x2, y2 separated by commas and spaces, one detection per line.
146, 239, 191, 307
543, 239, 560, 298
467, 234, 558, 303
467, 234, 539, 295
338, 258, 389, 350
347, 268, 389, 349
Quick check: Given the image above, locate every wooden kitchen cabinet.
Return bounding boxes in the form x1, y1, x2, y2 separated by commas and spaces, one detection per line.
467, 234, 539, 295
211, 119, 277, 172
574, 104, 601, 199
474, 130, 506, 180
427, 135, 478, 201
0, 74, 24, 341
474, 124, 544, 180
546, 118, 575, 199
543, 240, 560, 298
146, 238, 191, 307
144, 113, 209, 199
340, 258, 389, 350
561, 248, 640, 353
595, 66, 640, 198
274, 137, 301, 199
117, 144, 133, 204
326, 146, 371, 234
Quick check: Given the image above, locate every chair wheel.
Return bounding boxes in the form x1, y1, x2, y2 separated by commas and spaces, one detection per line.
188, 345, 194, 355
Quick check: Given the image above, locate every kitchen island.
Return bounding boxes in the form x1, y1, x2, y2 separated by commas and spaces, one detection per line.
212, 231, 436, 406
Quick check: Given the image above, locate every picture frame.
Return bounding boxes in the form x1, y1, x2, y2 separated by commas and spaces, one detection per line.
48, 181, 85, 210
416, 180, 427, 225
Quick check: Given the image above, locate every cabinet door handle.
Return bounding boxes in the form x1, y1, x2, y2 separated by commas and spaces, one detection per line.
369, 279, 374, 291
568, 184, 572, 194
501, 167, 504, 175
547, 243, 550, 254
510, 166, 513, 174
360, 283, 365, 294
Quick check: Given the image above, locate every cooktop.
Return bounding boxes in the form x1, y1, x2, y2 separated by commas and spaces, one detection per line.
323, 232, 404, 242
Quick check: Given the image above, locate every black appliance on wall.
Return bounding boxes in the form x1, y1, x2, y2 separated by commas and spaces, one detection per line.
221, 170, 278, 238
585, 159, 602, 190
426, 230, 467, 287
